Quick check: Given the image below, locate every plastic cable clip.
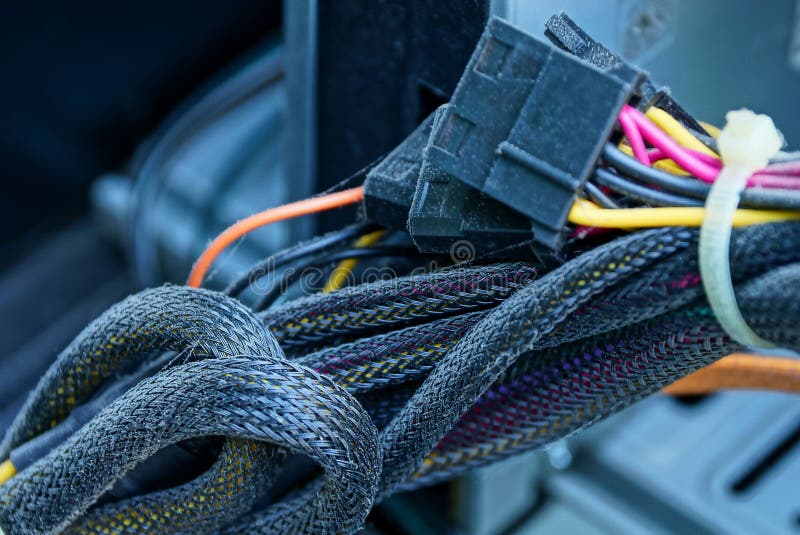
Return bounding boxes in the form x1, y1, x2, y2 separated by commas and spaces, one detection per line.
699, 109, 784, 348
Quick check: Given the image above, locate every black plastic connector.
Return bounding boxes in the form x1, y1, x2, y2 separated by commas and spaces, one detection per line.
424, 17, 644, 249
363, 113, 435, 228
408, 105, 533, 257
364, 108, 535, 259
544, 12, 705, 134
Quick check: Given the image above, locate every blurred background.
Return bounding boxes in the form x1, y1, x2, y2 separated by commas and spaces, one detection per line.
1, 1, 799, 532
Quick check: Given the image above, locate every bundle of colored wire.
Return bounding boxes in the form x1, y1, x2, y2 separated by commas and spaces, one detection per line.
618, 105, 800, 190
621, 104, 720, 180
598, 144, 800, 211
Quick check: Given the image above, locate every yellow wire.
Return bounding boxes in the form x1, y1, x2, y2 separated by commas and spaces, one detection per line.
568, 198, 800, 229
0, 459, 16, 485
645, 107, 718, 157
322, 230, 386, 293
618, 142, 689, 175
699, 120, 721, 138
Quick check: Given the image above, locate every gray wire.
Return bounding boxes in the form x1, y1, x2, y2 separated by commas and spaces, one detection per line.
593, 168, 703, 207
602, 144, 710, 197
602, 144, 800, 210
583, 180, 620, 208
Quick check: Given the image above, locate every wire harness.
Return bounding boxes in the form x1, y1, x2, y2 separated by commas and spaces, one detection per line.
3, 223, 800, 533
3, 12, 800, 535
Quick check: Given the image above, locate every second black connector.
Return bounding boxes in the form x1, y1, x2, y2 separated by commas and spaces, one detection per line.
364, 14, 660, 261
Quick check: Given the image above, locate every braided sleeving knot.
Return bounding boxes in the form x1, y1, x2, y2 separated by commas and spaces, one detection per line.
0, 286, 283, 533
3, 223, 800, 533
1, 285, 278, 457
0, 357, 380, 535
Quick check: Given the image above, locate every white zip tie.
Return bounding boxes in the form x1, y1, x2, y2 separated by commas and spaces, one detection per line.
699, 109, 784, 348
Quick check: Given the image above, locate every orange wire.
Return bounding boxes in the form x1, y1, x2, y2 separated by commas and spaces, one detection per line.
664, 353, 800, 396
187, 186, 364, 288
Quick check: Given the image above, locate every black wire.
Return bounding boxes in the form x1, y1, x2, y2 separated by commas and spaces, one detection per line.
689, 127, 717, 153
320, 153, 386, 195
324, 246, 422, 262
224, 223, 377, 297
583, 181, 620, 209
593, 168, 703, 207
737, 187, 800, 210
253, 246, 426, 311
602, 144, 709, 198
602, 144, 800, 211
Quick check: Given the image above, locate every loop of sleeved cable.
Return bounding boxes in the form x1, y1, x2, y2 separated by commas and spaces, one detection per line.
0, 357, 380, 535
0, 285, 278, 457
0, 286, 284, 534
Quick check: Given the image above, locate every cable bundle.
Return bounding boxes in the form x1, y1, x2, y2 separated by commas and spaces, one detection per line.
3, 17, 800, 532
2, 221, 800, 533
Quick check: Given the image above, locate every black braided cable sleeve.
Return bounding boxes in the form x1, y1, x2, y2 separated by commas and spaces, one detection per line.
374, 226, 698, 495
295, 312, 483, 393
359, 381, 423, 430
0, 357, 380, 535
289, 223, 800, 399
0, 287, 289, 534
260, 263, 539, 353
535, 221, 800, 350
406, 262, 800, 487
0, 285, 278, 457
3, 224, 800, 533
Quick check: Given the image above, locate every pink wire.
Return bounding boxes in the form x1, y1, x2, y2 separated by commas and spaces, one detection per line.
748, 174, 800, 189
687, 149, 722, 168
622, 105, 719, 182
648, 147, 722, 168
617, 107, 651, 166
758, 161, 800, 177
618, 105, 800, 190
